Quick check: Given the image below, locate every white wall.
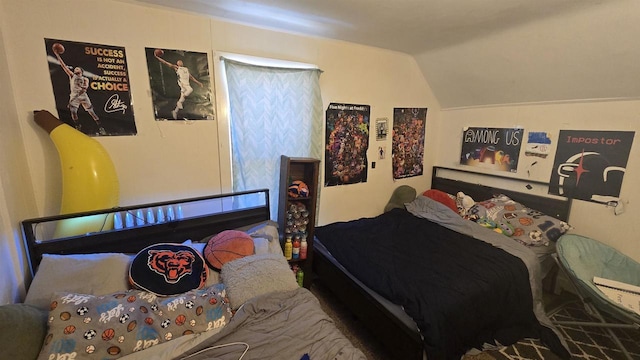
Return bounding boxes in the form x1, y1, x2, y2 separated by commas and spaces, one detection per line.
0, 0, 436, 301
436, 100, 640, 262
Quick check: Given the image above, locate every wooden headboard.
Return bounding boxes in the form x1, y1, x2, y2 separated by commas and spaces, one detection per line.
21, 189, 270, 277
431, 166, 572, 222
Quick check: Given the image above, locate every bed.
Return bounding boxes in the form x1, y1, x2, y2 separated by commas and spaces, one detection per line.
313, 166, 574, 360
9, 189, 366, 360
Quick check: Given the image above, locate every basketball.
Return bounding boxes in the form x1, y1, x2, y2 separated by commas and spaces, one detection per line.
154, 48, 164, 57
52, 43, 65, 54
175, 314, 186, 326
288, 180, 309, 198
63, 325, 76, 335
102, 328, 115, 341
203, 230, 254, 270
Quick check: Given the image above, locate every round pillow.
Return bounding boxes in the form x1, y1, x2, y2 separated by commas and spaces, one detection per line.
129, 243, 207, 296
203, 230, 255, 271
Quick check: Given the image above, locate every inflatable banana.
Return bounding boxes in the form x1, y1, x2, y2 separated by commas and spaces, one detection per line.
34, 110, 119, 238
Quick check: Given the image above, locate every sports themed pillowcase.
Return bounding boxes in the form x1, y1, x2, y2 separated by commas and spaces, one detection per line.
37, 283, 231, 360
469, 194, 572, 247
129, 243, 208, 296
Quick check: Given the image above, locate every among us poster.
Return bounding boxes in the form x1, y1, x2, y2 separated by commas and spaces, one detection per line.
549, 130, 635, 203
324, 103, 370, 186
460, 127, 523, 172
392, 108, 427, 179
45, 38, 136, 136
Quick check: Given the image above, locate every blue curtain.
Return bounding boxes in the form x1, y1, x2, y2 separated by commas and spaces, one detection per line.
224, 59, 323, 219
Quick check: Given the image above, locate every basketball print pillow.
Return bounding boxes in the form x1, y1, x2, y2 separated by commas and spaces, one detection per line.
129, 243, 208, 296
203, 230, 255, 271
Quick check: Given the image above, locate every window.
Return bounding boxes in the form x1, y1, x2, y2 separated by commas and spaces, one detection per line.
215, 53, 323, 219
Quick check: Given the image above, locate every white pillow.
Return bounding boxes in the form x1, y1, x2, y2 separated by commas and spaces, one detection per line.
25, 253, 132, 311
221, 253, 298, 310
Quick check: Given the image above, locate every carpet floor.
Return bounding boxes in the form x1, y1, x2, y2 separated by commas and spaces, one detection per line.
311, 281, 640, 360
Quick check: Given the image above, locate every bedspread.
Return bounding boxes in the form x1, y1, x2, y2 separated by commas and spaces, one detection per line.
121, 287, 365, 360
315, 199, 569, 360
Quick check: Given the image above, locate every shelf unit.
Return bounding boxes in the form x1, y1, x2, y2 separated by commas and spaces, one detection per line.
277, 155, 320, 289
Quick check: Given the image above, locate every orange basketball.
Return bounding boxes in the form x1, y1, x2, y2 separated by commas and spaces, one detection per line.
52, 43, 65, 54
175, 314, 186, 326
64, 325, 76, 335
519, 217, 534, 226
203, 230, 254, 270
102, 328, 115, 341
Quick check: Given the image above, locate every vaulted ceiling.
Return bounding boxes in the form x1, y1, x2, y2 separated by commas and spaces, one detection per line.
129, 0, 640, 109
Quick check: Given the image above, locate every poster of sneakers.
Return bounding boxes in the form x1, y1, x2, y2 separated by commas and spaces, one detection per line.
392, 108, 427, 179
549, 130, 635, 203
44, 38, 137, 136
324, 103, 370, 186
145, 48, 214, 121
460, 127, 523, 172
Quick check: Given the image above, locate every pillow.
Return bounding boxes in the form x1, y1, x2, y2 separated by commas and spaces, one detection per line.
37, 283, 231, 360
203, 230, 255, 271
423, 189, 458, 213
221, 253, 299, 310
25, 253, 133, 311
384, 185, 417, 212
246, 220, 283, 256
470, 194, 572, 246
129, 243, 208, 296
182, 240, 221, 286
0, 303, 47, 360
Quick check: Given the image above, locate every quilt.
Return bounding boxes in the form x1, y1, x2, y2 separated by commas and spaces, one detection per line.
315, 202, 568, 360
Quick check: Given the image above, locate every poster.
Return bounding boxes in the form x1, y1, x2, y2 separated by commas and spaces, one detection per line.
549, 130, 635, 203
460, 127, 523, 172
145, 48, 214, 121
324, 103, 370, 186
45, 39, 136, 136
525, 131, 552, 158
392, 108, 427, 179
375, 117, 388, 141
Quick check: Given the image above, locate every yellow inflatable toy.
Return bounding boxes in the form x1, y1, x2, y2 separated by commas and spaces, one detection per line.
34, 110, 119, 238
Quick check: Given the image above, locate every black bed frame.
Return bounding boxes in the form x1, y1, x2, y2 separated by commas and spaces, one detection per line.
22, 189, 270, 278
312, 166, 573, 360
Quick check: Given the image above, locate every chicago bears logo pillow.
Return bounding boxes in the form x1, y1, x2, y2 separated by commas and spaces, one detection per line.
129, 243, 207, 296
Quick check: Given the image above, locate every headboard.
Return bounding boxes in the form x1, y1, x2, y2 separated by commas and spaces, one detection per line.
431, 166, 572, 222
22, 189, 270, 277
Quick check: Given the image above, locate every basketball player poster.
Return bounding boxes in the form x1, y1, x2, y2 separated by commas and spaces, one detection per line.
45, 38, 137, 136
459, 127, 523, 173
549, 130, 635, 203
392, 108, 427, 179
324, 103, 370, 186
145, 48, 214, 121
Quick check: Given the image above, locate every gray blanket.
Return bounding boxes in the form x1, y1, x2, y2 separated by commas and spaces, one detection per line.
178, 287, 365, 360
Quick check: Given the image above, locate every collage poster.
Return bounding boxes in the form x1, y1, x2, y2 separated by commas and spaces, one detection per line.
459, 127, 523, 173
549, 130, 635, 203
324, 103, 370, 186
392, 108, 427, 179
145, 48, 215, 121
45, 39, 136, 136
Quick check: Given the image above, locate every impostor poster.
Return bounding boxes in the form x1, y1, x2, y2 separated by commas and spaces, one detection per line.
549, 130, 635, 203
460, 127, 523, 172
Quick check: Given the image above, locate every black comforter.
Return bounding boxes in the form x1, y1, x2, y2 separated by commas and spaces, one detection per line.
315, 208, 548, 360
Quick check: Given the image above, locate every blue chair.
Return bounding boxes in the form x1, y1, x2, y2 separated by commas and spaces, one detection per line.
550, 234, 640, 359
